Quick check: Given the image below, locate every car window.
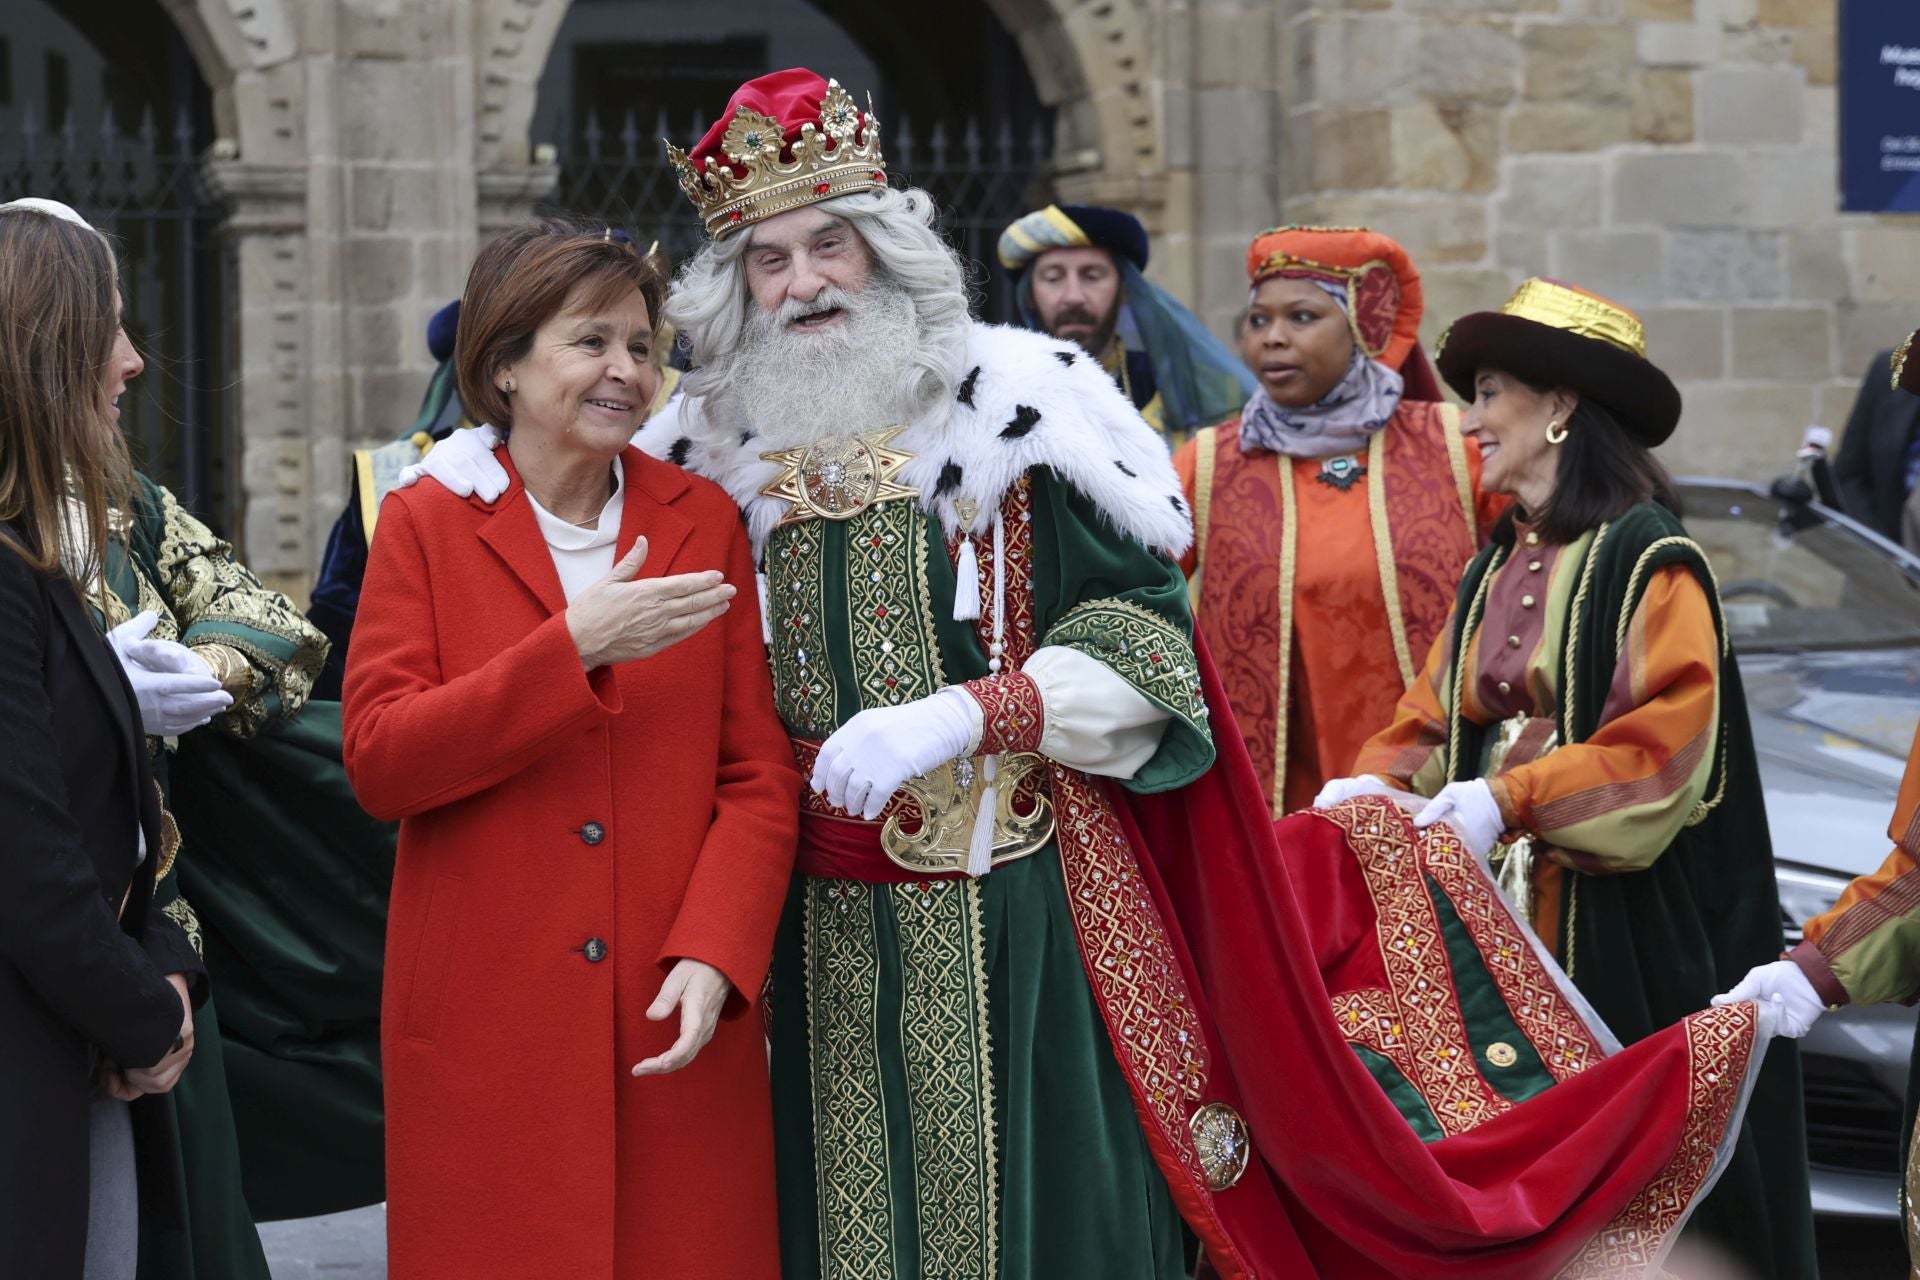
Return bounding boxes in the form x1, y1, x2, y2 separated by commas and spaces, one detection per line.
1681, 482, 1920, 652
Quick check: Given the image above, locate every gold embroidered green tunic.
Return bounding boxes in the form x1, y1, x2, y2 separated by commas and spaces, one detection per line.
763, 466, 1213, 1280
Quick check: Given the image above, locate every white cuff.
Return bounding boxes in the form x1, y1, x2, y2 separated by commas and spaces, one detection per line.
1023, 645, 1170, 780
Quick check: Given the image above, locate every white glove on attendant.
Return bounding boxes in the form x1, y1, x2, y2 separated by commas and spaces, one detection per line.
1312, 774, 1397, 810
812, 688, 977, 821
397, 423, 508, 501
1712, 959, 1827, 1039
107, 611, 231, 736
1412, 779, 1504, 860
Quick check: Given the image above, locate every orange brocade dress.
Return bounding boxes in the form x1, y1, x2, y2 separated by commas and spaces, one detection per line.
1174, 401, 1504, 817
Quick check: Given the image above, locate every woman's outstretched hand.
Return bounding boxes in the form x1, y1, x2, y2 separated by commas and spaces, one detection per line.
566, 537, 736, 669
632, 958, 732, 1077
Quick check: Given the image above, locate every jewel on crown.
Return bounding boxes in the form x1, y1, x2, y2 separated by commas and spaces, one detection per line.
664, 79, 888, 239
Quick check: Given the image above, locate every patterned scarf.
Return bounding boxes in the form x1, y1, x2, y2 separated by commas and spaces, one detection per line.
1238, 282, 1406, 459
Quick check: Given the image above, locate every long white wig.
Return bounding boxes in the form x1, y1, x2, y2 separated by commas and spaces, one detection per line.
664, 186, 974, 426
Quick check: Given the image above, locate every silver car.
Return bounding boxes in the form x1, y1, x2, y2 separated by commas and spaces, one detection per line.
1683, 476, 1918, 1220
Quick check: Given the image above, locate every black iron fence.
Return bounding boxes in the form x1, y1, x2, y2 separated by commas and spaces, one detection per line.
541, 109, 1054, 324
0, 104, 234, 532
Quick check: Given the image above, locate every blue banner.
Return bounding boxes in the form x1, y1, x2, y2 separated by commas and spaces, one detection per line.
1841, 0, 1920, 213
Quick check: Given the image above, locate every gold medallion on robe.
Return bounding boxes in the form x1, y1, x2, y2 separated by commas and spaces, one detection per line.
1189, 1102, 1252, 1190
760, 427, 917, 526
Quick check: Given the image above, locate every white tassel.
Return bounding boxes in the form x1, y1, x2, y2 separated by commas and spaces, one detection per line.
988, 511, 1007, 673
755, 570, 772, 646
966, 754, 998, 877
953, 536, 981, 621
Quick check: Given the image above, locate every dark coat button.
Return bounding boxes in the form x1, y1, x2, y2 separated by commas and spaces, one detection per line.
580, 822, 605, 846
583, 937, 607, 963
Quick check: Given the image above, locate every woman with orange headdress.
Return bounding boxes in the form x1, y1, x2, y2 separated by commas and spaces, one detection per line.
1173, 226, 1504, 818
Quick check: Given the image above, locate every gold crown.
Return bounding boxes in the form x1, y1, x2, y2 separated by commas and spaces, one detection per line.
665, 80, 886, 240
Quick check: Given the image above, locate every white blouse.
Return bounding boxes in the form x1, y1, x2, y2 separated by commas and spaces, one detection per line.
525, 458, 625, 603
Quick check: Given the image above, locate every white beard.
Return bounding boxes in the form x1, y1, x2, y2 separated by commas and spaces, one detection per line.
713, 280, 923, 450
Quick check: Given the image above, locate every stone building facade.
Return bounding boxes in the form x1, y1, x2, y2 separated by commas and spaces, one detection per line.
147, 0, 1914, 594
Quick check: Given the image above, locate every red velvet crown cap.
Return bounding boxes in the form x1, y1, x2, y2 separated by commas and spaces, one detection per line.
669, 67, 887, 237
688, 68, 870, 177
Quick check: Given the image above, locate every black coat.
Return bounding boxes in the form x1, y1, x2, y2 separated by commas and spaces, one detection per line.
1833, 348, 1920, 541
0, 538, 207, 1276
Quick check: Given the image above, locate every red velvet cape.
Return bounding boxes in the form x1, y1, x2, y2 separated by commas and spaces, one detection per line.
1088, 635, 1763, 1278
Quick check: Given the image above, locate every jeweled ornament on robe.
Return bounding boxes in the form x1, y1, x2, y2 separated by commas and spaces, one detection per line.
1316, 454, 1366, 491
760, 427, 917, 525
1189, 1102, 1252, 1191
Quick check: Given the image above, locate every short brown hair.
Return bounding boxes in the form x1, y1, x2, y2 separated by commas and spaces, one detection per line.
455, 219, 668, 430
0, 208, 133, 586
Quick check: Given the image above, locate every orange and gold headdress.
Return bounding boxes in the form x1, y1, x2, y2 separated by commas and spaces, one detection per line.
1245, 226, 1424, 370
666, 68, 886, 240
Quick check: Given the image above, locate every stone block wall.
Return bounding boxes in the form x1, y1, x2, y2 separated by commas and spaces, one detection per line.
1258, 0, 1920, 479
164, 0, 1920, 592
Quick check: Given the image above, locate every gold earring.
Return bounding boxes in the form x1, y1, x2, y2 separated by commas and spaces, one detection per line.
1545, 418, 1568, 445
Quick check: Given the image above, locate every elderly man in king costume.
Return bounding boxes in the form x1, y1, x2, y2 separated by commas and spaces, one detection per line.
999, 203, 1251, 448
406, 67, 1785, 1280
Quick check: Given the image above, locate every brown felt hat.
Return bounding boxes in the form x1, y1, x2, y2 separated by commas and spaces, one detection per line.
1436, 278, 1682, 447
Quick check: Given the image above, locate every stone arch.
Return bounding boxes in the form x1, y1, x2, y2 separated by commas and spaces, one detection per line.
469, 0, 1165, 207
475, 0, 578, 171
152, 0, 301, 160
985, 0, 1165, 210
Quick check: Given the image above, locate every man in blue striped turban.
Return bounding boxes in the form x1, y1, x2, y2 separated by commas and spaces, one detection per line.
999, 203, 1252, 449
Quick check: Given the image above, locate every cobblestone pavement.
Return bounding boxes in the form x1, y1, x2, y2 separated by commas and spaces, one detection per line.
259, 1205, 386, 1279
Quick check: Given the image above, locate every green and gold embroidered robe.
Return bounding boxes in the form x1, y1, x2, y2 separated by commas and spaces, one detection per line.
764, 466, 1213, 1280
102, 474, 329, 1280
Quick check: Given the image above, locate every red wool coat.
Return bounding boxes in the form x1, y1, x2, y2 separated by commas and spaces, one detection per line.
342, 445, 800, 1280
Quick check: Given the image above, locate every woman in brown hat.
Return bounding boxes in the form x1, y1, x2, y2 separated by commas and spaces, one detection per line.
1331, 277, 1816, 1277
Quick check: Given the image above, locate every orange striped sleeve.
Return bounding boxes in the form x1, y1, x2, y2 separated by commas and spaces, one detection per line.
1500, 565, 1719, 871
1795, 722, 1920, 1007
1350, 618, 1457, 797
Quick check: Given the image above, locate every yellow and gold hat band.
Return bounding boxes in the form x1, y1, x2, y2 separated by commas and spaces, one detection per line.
1500, 278, 1646, 359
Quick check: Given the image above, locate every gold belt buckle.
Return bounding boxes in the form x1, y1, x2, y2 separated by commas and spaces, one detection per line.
882, 752, 1055, 876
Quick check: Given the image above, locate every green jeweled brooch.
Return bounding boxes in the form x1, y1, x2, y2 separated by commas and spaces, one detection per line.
1316, 454, 1366, 492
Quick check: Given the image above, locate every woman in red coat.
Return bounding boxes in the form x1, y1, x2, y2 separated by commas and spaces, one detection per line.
342, 221, 801, 1279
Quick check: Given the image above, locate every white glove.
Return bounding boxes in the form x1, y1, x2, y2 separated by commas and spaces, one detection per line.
397, 423, 508, 501
107, 611, 232, 736
1412, 779, 1504, 860
811, 689, 977, 821
1712, 959, 1828, 1039
1312, 775, 1397, 810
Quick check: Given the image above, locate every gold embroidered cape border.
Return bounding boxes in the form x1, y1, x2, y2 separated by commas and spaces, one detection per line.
1322, 798, 1607, 1141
